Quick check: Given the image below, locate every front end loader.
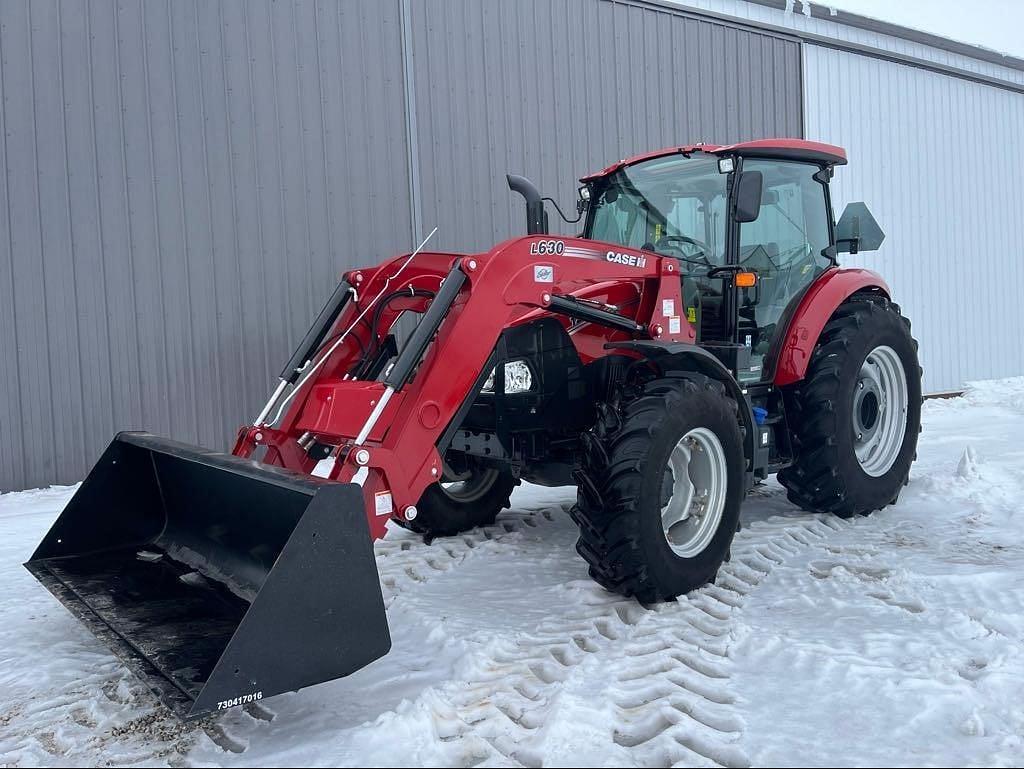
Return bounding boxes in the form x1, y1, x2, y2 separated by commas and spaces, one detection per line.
27, 139, 920, 719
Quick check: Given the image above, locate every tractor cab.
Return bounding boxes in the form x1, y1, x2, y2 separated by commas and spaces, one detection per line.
579, 140, 881, 383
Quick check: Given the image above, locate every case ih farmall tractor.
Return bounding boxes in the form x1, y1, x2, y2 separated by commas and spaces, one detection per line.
27, 139, 920, 718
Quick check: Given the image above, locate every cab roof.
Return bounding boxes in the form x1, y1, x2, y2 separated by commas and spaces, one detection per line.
580, 139, 847, 183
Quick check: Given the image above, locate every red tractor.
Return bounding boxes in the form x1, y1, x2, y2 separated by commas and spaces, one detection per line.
27, 139, 920, 719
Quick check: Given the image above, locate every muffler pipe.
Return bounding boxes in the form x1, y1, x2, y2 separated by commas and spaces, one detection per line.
507, 174, 548, 235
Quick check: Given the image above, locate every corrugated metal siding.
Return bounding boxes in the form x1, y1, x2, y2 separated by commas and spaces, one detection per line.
804, 44, 1024, 392
676, 0, 1024, 88
0, 0, 412, 490
0, 0, 801, 491
407, 0, 803, 252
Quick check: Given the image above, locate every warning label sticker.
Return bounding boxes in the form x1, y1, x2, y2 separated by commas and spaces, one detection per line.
375, 490, 394, 516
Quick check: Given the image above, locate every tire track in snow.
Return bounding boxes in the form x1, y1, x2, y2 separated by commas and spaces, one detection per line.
728, 511, 1024, 765
595, 512, 847, 769
4, 487, 847, 768
373, 507, 555, 607
391, 490, 851, 768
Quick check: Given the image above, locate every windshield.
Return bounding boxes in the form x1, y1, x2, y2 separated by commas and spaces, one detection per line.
584, 154, 728, 269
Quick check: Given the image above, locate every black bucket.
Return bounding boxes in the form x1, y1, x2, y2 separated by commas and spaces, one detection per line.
25, 432, 391, 719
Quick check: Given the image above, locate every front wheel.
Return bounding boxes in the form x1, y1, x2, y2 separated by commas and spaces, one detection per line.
572, 374, 745, 602
400, 464, 517, 538
779, 296, 921, 517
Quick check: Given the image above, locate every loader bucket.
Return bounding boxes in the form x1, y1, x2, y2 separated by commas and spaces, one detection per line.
24, 432, 390, 719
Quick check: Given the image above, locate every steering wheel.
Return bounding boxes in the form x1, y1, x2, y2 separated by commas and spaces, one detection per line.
656, 234, 714, 267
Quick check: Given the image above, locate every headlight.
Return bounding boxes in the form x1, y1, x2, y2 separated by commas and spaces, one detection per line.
481, 359, 534, 394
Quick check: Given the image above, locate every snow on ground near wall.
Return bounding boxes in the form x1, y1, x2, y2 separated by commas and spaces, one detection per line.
1, 378, 1023, 767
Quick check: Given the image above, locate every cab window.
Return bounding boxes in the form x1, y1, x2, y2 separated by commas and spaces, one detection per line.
585, 154, 728, 267
738, 159, 832, 380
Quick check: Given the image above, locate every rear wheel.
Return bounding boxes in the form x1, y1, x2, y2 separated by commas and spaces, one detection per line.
402, 463, 517, 538
572, 373, 745, 602
779, 296, 921, 517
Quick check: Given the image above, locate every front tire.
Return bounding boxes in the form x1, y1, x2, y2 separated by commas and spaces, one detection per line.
778, 296, 921, 517
572, 373, 745, 602
402, 466, 517, 538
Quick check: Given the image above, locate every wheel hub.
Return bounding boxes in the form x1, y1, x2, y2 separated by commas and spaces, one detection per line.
660, 428, 728, 558
854, 376, 882, 443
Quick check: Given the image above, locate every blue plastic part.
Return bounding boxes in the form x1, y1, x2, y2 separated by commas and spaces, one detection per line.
752, 406, 768, 425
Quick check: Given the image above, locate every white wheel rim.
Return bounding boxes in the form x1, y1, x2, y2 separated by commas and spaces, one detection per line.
660, 427, 728, 558
853, 345, 909, 477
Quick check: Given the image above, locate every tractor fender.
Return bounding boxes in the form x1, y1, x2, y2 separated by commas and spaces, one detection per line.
771, 268, 890, 387
606, 341, 758, 479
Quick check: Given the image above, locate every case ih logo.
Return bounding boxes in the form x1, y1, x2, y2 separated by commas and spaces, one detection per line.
606, 250, 647, 269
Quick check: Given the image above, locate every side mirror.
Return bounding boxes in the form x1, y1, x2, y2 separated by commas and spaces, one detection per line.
734, 170, 763, 223
835, 202, 885, 254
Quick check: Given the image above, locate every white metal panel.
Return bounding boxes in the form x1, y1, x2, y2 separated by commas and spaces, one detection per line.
804, 43, 1024, 392
673, 0, 1024, 87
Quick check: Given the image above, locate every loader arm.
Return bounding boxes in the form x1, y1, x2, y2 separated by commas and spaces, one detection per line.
234, 236, 692, 539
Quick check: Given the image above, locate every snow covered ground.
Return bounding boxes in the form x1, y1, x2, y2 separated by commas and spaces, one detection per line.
2, 378, 1024, 767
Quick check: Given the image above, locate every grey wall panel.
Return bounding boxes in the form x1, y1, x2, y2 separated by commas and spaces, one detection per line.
0, 0, 412, 490
0, 0, 799, 490
804, 44, 1024, 393
407, 0, 803, 252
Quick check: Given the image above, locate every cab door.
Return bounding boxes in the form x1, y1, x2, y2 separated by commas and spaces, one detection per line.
733, 159, 834, 382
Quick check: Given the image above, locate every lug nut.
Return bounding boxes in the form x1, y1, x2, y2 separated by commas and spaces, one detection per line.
404, 505, 418, 521
468, 259, 477, 271
355, 448, 371, 465
254, 432, 263, 442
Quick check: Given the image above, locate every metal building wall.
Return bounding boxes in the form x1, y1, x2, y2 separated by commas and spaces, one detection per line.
679, 0, 1024, 88
803, 44, 1024, 393
407, 0, 803, 252
0, 0, 413, 490
0, 0, 802, 491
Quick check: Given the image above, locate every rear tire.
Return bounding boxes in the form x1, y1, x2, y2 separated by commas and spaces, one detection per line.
572, 373, 745, 602
778, 296, 921, 518
402, 467, 517, 538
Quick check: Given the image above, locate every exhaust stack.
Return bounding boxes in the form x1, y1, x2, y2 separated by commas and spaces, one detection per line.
506, 174, 549, 235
